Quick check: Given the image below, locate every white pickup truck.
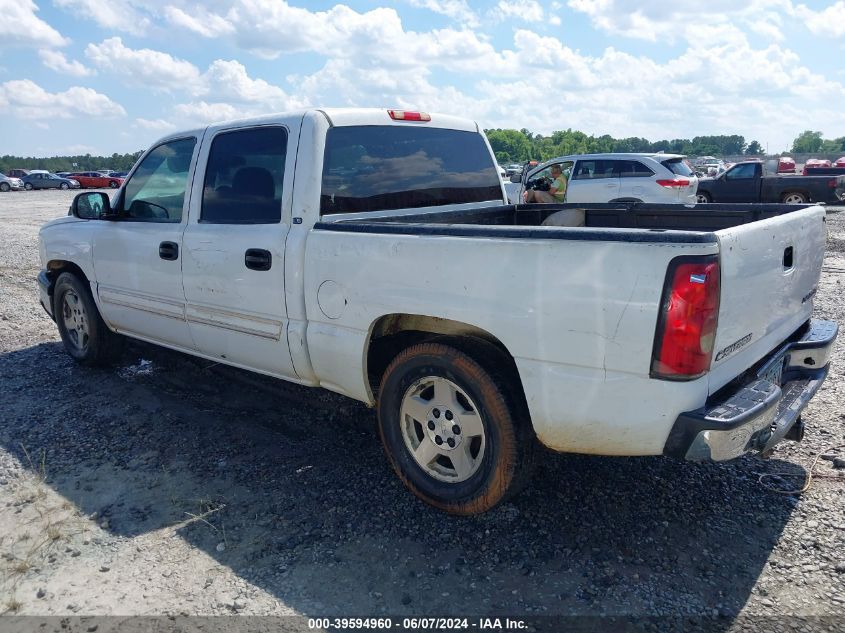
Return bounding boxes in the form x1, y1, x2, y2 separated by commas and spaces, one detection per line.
38, 108, 837, 515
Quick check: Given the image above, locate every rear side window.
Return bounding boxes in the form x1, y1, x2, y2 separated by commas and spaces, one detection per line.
320, 126, 502, 215
572, 160, 618, 180
619, 160, 654, 178
662, 158, 694, 177
202, 127, 287, 224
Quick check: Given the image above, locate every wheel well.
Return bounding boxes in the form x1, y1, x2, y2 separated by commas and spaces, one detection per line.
45, 260, 89, 297
365, 314, 528, 412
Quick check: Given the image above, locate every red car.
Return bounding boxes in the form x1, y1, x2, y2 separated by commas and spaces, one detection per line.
777, 157, 796, 173
802, 158, 832, 175
834, 157, 845, 168
68, 171, 124, 188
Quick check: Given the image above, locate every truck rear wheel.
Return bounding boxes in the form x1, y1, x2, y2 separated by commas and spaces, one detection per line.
54, 272, 123, 366
782, 191, 807, 204
377, 342, 534, 515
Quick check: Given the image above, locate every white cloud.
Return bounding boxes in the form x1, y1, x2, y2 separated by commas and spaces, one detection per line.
0, 0, 68, 49
198, 60, 292, 107
407, 0, 479, 27
566, 0, 788, 45
173, 101, 244, 123
53, 0, 151, 34
134, 118, 177, 132
793, 1, 845, 38
162, 5, 235, 37
495, 0, 544, 22
0, 80, 126, 119
39, 50, 94, 77
85, 37, 202, 92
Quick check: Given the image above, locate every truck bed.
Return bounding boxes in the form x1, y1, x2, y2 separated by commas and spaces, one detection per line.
316, 202, 814, 239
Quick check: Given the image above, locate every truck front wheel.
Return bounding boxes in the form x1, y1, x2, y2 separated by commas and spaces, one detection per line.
54, 272, 123, 366
377, 342, 534, 515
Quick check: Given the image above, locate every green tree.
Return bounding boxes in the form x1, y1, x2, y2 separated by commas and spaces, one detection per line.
745, 140, 764, 155
484, 129, 533, 163
820, 138, 845, 153
791, 130, 824, 153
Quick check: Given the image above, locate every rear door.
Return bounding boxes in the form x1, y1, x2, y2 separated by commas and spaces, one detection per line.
617, 159, 654, 201
181, 120, 299, 379
566, 159, 621, 202
707, 205, 826, 394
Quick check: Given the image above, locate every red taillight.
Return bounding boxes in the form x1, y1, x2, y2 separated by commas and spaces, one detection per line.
829, 179, 838, 188
388, 110, 431, 122
651, 257, 721, 380
656, 178, 690, 188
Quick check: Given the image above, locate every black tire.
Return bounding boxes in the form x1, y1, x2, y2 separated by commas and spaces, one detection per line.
0, 182, 9, 192
377, 341, 535, 515
60, 182, 69, 190
781, 191, 807, 204
108, 180, 119, 188
53, 272, 123, 366
24, 182, 33, 191
696, 192, 711, 203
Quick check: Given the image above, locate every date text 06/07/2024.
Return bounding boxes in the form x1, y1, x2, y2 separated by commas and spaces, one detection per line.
307, 617, 527, 630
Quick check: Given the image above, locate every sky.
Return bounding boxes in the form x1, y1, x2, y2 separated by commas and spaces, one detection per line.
1, 0, 844, 157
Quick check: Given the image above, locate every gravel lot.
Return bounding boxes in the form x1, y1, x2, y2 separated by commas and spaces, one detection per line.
1, 190, 844, 627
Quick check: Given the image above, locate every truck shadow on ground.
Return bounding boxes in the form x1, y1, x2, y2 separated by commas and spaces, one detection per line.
0, 340, 805, 622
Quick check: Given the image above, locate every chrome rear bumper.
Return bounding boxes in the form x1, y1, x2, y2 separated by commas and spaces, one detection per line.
664, 319, 837, 461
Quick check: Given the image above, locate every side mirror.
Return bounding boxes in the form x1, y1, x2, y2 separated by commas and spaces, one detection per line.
510, 174, 521, 183
71, 192, 113, 220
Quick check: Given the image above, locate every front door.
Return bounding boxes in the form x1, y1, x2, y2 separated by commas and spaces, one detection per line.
713, 163, 759, 202
181, 122, 298, 379
91, 136, 199, 349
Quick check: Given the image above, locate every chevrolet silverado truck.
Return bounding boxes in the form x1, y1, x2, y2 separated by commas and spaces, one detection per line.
37, 108, 837, 515
696, 160, 845, 204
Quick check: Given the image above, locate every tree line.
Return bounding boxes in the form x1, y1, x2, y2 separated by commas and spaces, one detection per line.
485, 129, 845, 164
3, 129, 843, 175
0, 151, 144, 174
790, 131, 845, 154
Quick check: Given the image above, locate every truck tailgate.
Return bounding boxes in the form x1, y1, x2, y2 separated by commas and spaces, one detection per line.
708, 205, 827, 394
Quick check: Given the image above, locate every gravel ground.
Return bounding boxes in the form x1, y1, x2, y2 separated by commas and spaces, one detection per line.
0, 190, 844, 627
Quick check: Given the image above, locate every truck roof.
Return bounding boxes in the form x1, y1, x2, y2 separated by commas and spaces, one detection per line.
150, 108, 480, 148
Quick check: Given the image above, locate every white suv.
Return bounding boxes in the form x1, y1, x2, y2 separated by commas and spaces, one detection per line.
506, 153, 699, 205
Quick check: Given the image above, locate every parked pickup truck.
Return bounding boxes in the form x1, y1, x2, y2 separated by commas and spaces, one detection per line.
38, 108, 837, 515
696, 160, 845, 204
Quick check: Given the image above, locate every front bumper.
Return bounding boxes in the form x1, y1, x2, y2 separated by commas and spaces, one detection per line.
664, 319, 838, 461
38, 270, 54, 320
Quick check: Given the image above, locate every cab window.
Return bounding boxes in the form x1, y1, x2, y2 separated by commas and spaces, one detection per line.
726, 163, 757, 180
120, 137, 197, 222
201, 127, 287, 224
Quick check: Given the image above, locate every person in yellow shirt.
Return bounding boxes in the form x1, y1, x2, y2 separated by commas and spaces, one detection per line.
523, 164, 567, 203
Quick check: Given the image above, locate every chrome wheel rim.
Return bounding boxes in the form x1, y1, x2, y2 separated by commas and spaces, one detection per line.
62, 290, 89, 352
400, 376, 486, 483
696, 194, 709, 203
784, 193, 804, 203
